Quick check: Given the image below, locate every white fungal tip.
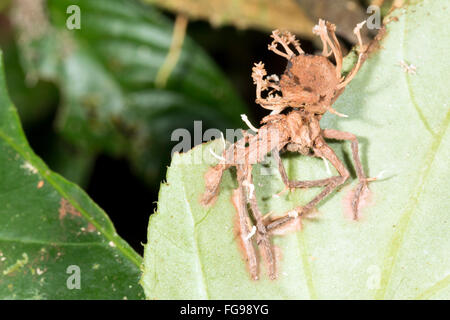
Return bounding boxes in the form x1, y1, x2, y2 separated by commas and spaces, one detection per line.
245, 226, 257, 241
288, 210, 298, 218
242, 180, 255, 199
220, 132, 227, 150
322, 157, 332, 175
209, 148, 225, 161
356, 20, 367, 29
241, 114, 259, 132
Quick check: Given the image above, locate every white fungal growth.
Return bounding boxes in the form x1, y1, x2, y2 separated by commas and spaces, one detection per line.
242, 180, 255, 200
355, 20, 367, 30
209, 148, 225, 161
241, 114, 259, 132
374, 170, 386, 180
288, 210, 298, 218
244, 226, 257, 241
322, 157, 332, 175
267, 74, 279, 82
21, 161, 38, 174
220, 132, 227, 150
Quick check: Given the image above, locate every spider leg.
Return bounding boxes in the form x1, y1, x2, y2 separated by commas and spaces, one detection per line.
272, 148, 340, 190
322, 129, 372, 220
337, 21, 366, 89
243, 165, 276, 280
266, 140, 350, 232
233, 165, 258, 280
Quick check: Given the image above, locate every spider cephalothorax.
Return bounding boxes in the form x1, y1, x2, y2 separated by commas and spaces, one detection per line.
200, 19, 372, 281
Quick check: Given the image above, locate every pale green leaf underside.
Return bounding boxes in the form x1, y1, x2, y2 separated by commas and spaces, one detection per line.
142, 0, 449, 299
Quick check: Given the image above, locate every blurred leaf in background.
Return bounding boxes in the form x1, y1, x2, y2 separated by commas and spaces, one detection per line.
9, 0, 247, 185
0, 12, 94, 187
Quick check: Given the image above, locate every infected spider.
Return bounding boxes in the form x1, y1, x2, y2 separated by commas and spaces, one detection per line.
201, 19, 373, 280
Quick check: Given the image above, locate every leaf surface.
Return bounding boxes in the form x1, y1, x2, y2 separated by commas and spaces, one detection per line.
0, 53, 144, 299
142, 1, 450, 299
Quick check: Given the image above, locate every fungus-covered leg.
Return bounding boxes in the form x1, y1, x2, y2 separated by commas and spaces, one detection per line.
256, 97, 289, 114
266, 142, 350, 232
322, 129, 372, 219
272, 149, 342, 191
266, 178, 345, 232
243, 165, 276, 280
233, 166, 258, 280
201, 163, 227, 206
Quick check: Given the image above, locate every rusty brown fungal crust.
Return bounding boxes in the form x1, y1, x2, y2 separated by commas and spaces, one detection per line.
201, 19, 373, 280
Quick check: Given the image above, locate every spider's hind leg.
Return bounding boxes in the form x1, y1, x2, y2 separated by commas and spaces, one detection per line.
322, 129, 373, 220
233, 166, 258, 280
239, 164, 276, 280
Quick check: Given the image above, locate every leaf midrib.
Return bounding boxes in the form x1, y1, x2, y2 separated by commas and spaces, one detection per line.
375, 9, 450, 299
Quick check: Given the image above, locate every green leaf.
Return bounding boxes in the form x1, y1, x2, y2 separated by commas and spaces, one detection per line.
11, 0, 247, 182
0, 52, 144, 299
142, 0, 450, 299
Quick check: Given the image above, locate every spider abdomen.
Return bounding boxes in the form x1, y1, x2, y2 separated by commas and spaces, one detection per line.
280, 55, 339, 109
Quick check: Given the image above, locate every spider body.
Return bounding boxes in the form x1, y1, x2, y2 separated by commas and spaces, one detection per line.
280, 55, 339, 112
201, 19, 371, 280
